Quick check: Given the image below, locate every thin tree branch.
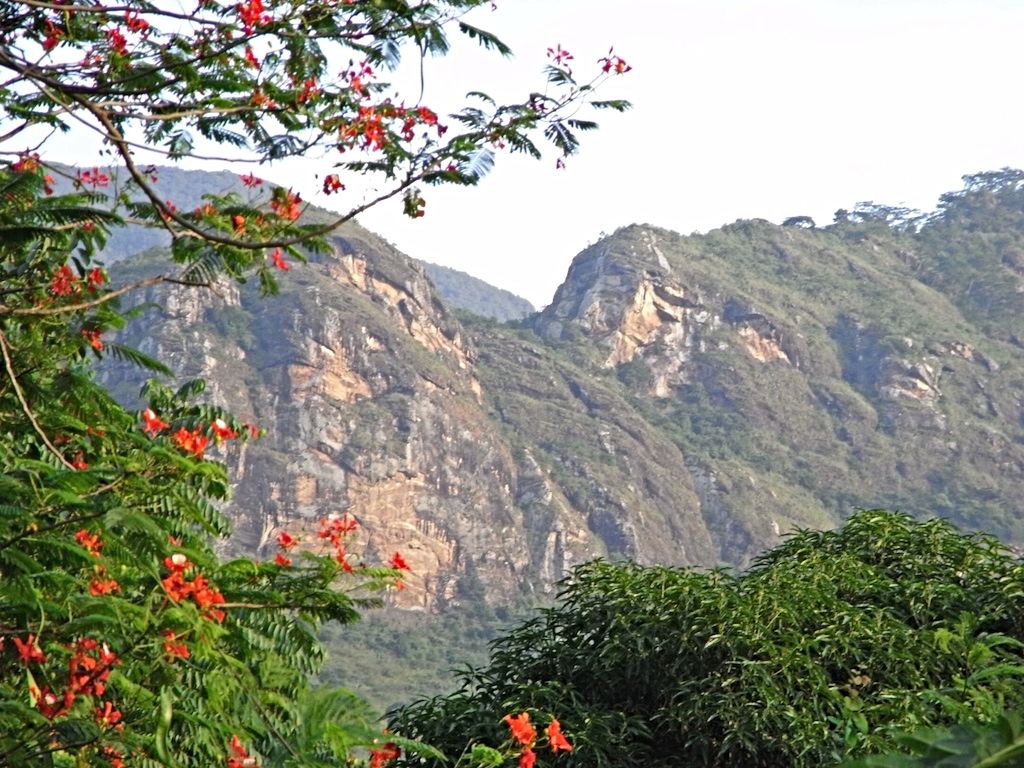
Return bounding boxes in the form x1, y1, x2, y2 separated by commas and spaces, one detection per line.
0, 327, 75, 469
0, 274, 208, 317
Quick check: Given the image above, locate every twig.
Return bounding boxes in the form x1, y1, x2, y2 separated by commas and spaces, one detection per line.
0, 274, 208, 317
0, 326, 75, 469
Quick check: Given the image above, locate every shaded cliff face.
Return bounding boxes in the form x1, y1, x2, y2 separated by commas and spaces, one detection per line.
111, 227, 541, 609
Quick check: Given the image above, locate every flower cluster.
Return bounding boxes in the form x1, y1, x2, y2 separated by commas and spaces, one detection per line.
317, 514, 359, 572
270, 187, 303, 221
77, 167, 110, 187
599, 48, 632, 74
273, 530, 298, 566
172, 427, 209, 458
369, 741, 400, 768
76, 529, 121, 597
49, 265, 105, 298
269, 247, 289, 271
15, 636, 122, 722
504, 712, 573, 768
162, 553, 227, 622
236, 0, 271, 34
141, 409, 240, 457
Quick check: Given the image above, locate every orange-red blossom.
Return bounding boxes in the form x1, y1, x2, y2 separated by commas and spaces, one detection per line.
505, 712, 536, 746
546, 718, 573, 753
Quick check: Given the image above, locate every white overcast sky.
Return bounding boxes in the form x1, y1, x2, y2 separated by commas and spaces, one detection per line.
45, 0, 1024, 307
346, 0, 1024, 306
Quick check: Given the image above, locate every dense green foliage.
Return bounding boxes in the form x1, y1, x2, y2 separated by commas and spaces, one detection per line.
848, 711, 1024, 768
318, 606, 517, 712
391, 511, 1024, 768
0, 169, 409, 768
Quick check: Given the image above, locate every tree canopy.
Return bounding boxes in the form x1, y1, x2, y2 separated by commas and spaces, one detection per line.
0, 2, 630, 766
391, 511, 1024, 768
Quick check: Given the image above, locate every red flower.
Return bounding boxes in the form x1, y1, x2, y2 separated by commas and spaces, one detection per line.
504, 712, 536, 747
322, 174, 345, 195
298, 77, 321, 103
270, 248, 289, 271
243, 46, 261, 69
42, 20, 63, 51
546, 44, 573, 67
102, 746, 125, 768
11, 152, 40, 172
81, 329, 104, 351
30, 685, 68, 719
76, 529, 102, 555
270, 188, 302, 221
13, 634, 47, 665
95, 701, 122, 728
165, 553, 191, 572
599, 48, 631, 74
125, 10, 149, 33
142, 408, 170, 435
277, 531, 297, 549
212, 418, 239, 440
163, 630, 190, 660
163, 572, 191, 602
546, 719, 573, 753
335, 549, 354, 573
369, 743, 400, 768
389, 552, 411, 571
227, 734, 257, 768
519, 747, 536, 768
86, 268, 105, 293
172, 427, 209, 458
78, 167, 110, 187
107, 28, 129, 55
50, 265, 78, 296
236, 0, 270, 33
191, 574, 226, 622
274, 553, 292, 566
90, 576, 121, 596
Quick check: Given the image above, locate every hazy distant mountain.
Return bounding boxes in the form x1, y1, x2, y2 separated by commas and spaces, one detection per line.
419, 261, 534, 321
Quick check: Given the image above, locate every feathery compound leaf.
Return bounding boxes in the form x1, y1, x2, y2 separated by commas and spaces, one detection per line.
544, 121, 581, 156
457, 22, 512, 56
103, 342, 174, 376
590, 99, 633, 112
544, 64, 576, 86
463, 147, 495, 181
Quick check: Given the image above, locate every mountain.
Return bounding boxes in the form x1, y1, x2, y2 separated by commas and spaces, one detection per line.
418, 262, 534, 321
102, 170, 1024, 617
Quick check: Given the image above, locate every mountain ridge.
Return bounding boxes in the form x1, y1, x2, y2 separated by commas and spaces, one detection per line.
101, 168, 1024, 616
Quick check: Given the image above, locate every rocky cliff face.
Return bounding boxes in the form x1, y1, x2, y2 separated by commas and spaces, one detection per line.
529, 220, 1024, 561
107, 197, 1024, 610
113, 225, 700, 610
